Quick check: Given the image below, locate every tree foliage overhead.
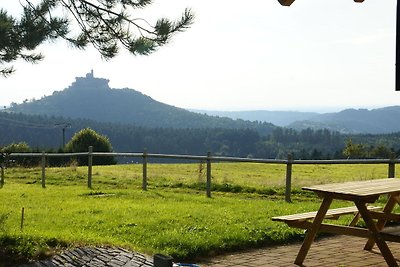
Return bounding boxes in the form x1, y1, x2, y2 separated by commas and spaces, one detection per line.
0, 0, 194, 76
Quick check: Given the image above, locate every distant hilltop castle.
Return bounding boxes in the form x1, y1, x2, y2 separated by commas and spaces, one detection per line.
69, 70, 110, 91
85, 69, 94, 78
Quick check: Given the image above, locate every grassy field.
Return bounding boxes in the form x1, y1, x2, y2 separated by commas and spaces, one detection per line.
0, 162, 392, 264
8, 161, 389, 189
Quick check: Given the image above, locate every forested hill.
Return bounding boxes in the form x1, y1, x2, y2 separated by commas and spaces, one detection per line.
0, 111, 269, 158
197, 106, 400, 134
287, 106, 400, 134
2, 111, 400, 160
7, 72, 275, 134
0, 111, 345, 159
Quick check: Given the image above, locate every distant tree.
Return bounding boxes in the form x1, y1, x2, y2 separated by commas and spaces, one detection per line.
2, 142, 33, 166
342, 139, 367, 159
310, 149, 322, 160
1, 142, 31, 153
0, 152, 6, 165
370, 144, 392, 159
297, 148, 310, 160
0, 0, 194, 76
65, 128, 116, 165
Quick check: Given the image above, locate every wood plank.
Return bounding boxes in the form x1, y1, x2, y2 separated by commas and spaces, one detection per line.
310, 222, 370, 238
294, 197, 332, 266
355, 200, 399, 267
272, 206, 381, 223
365, 194, 400, 250
369, 211, 400, 222
282, 221, 400, 243
303, 179, 400, 199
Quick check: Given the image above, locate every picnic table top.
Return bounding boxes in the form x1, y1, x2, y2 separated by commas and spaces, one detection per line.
303, 178, 400, 200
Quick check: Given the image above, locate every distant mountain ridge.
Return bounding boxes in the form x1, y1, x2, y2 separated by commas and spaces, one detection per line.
7, 71, 275, 133
195, 106, 400, 134
191, 109, 319, 127
7, 71, 399, 134
287, 106, 400, 134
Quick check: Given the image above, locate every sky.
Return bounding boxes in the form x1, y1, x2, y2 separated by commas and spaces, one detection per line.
1, 0, 399, 112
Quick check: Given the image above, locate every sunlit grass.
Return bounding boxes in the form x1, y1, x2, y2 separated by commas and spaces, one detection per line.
5, 162, 389, 190
0, 162, 391, 263
1, 184, 312, 261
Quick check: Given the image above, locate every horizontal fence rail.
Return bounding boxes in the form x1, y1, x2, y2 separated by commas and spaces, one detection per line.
1, 147, 399, 201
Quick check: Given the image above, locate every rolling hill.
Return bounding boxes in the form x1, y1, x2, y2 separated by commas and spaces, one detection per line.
195, 106, 400, 134
287, 106, 400, 134
7, 71, 274, 134
191, 110, 319, 127
6, 71, 400, 134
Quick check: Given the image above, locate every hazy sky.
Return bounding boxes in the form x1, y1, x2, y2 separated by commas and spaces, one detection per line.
1, 0, 399, 112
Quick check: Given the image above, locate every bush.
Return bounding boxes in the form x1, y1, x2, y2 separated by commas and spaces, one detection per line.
1, 142, 37, 166
64, 128, 116, 165
1, 142, 31, 153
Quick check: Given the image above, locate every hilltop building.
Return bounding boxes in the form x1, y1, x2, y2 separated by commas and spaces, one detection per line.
69, 70, 110, 91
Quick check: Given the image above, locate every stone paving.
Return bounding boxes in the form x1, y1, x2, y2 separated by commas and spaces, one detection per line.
16, 235, 400, 267
19, 247, 153, 267
201, 235, 400, 267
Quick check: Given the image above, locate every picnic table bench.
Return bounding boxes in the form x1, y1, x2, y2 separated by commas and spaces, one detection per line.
272, 205, 382, 229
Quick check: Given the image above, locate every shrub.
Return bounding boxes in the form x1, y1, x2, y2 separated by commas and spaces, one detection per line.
1, 142, 31, 153
1, 142, 36, 166
64, 128, 116, 165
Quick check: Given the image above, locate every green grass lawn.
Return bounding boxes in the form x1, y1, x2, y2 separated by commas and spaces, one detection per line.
0, 162, 392, 264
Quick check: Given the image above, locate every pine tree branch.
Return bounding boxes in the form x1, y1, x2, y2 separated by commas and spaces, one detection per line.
1, 0, 194, 76
78, 0, 156, 36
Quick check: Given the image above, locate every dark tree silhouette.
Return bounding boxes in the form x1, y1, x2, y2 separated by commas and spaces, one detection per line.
0, 0, 194, 76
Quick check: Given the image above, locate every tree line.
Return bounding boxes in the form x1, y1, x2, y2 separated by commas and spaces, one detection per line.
1, 112, 400, 165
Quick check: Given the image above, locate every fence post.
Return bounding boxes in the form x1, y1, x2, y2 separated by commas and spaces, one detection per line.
0, 164, 4, 188
285, 154, 293, 203
206, 152, 212, 198
142, 149, 147, 191
388, 152, 396, 178
0, 153, 5, 188
198, 160, 205, 182
41, 151, 46, 188
21, 207, 25, 231
88, 146, 93, 188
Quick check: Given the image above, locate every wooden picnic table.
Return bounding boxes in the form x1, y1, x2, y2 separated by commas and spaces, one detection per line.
274, 178, 400, 266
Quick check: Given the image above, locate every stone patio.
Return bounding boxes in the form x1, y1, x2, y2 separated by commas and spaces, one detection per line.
17, 235, 400, 267
200, 235, 400, 266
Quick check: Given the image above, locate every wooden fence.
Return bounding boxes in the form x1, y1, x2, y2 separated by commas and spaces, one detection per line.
1, 146, 399, 202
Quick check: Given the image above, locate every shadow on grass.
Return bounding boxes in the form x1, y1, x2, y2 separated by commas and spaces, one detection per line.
155, 182, 315, 199
0, 235, 69, 266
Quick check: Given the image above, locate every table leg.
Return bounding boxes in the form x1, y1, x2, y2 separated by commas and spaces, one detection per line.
294, 196, 332, 266
364, 194, 400, 250
355, 200, 399, 267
